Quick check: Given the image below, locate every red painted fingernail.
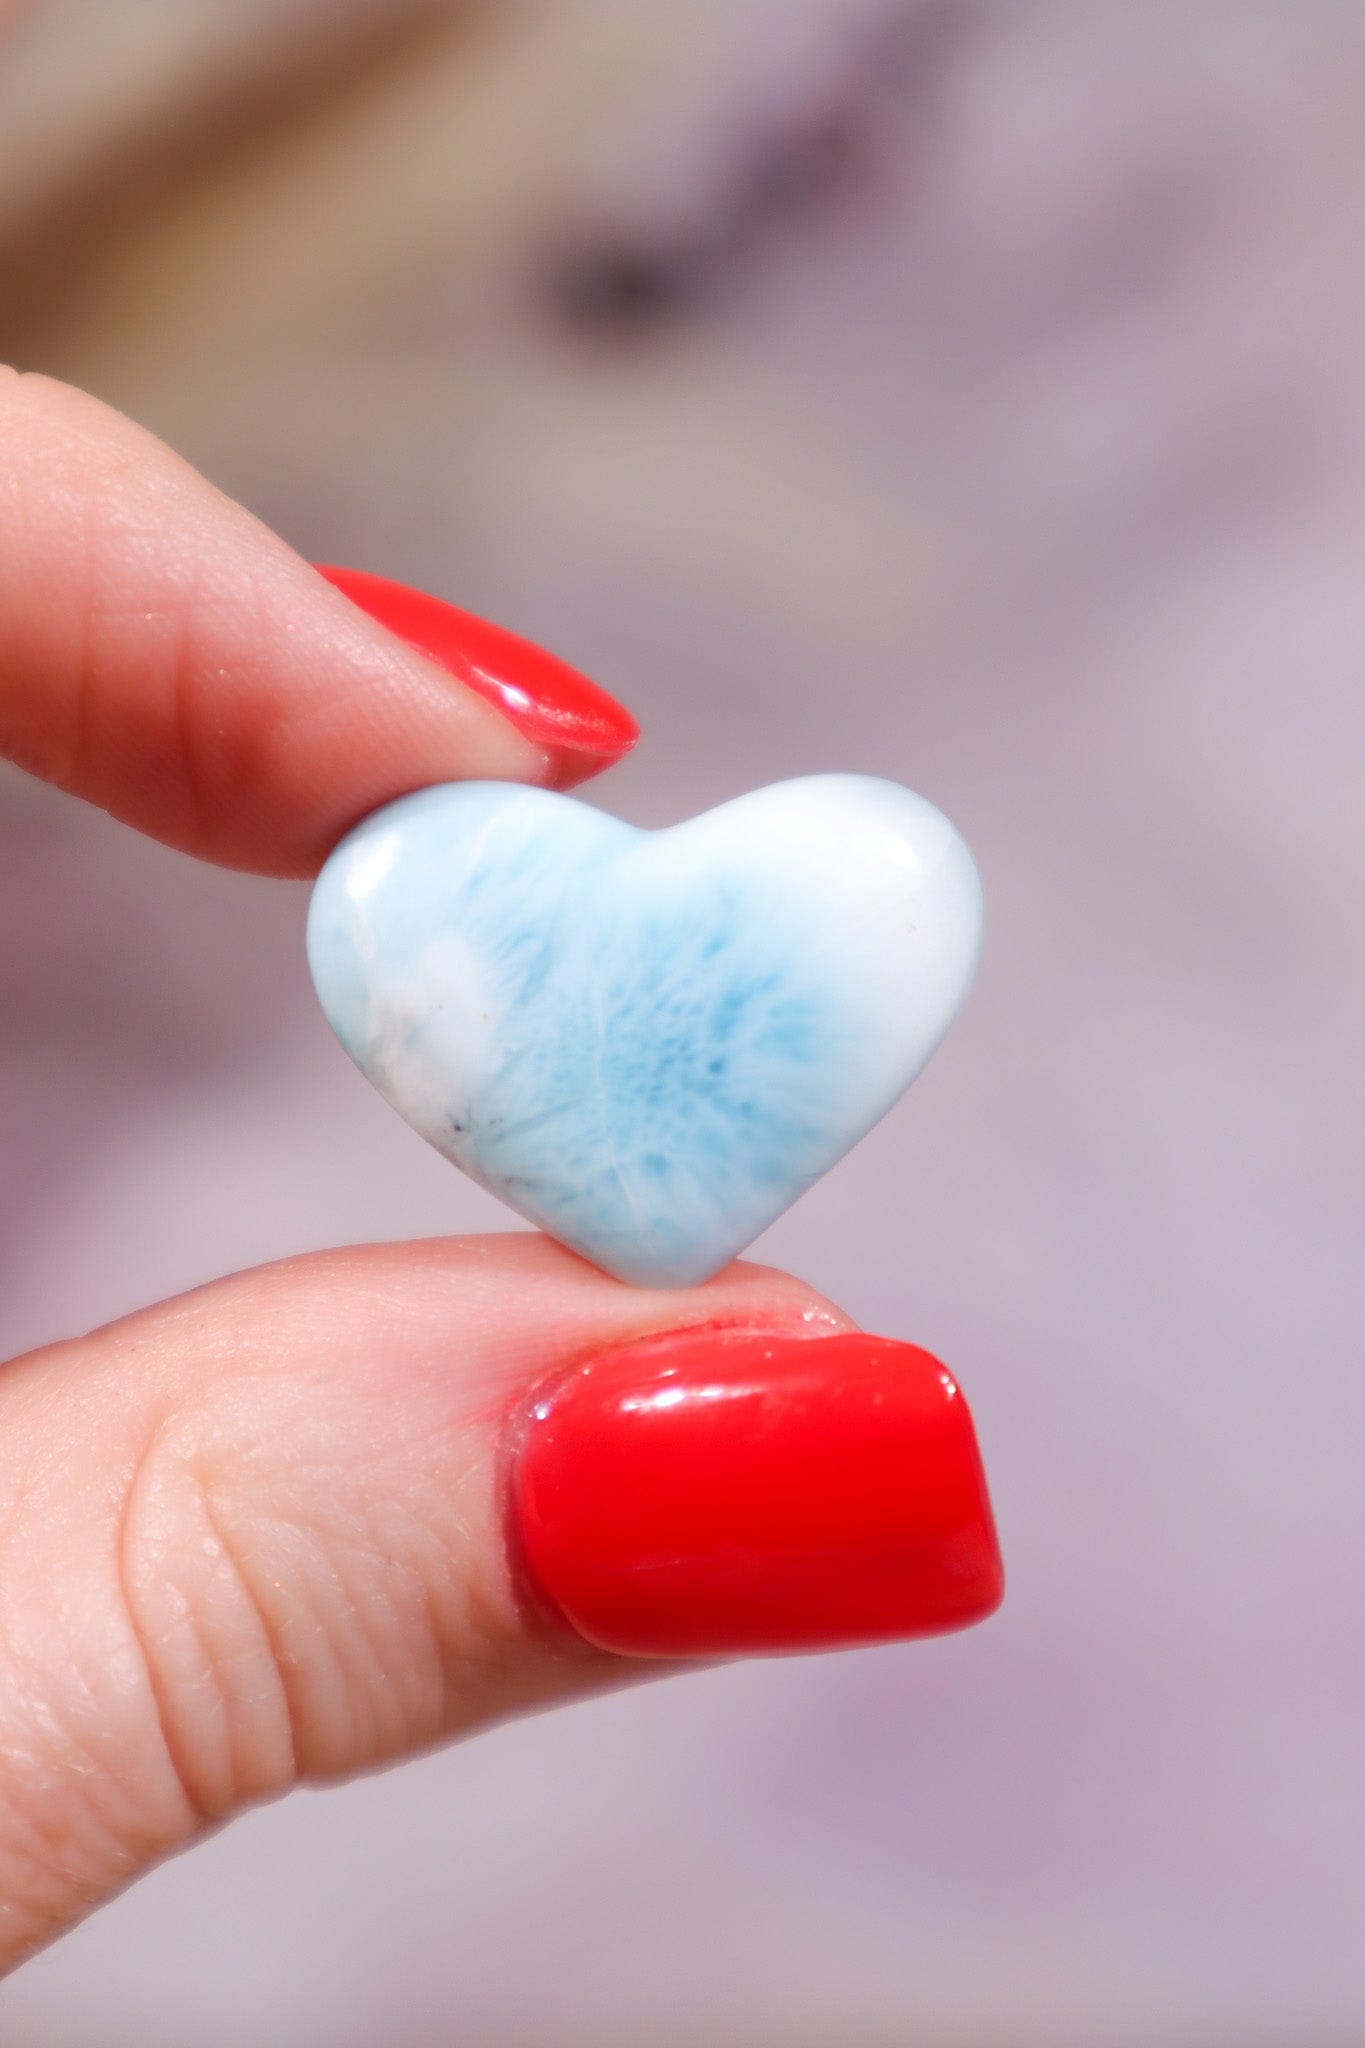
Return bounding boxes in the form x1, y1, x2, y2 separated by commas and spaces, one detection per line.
511, 1328, 1003, 1658
316, 565, 639, 782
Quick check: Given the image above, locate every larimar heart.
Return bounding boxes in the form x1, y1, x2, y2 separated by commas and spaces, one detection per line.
307, 776, 983, 1286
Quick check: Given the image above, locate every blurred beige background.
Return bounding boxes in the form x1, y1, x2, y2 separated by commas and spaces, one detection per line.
2, 2, 1364, 2042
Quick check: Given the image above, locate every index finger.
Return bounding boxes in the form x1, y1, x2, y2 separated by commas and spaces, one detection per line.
0, 371, 636, 875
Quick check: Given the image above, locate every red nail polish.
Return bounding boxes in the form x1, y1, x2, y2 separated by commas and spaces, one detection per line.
316, 565, 639, 779
512, 1329, 1003, 1657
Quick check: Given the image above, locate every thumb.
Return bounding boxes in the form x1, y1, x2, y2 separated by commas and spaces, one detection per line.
0, 1235, 1001, 1968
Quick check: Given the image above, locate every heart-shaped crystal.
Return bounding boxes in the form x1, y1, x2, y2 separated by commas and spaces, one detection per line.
307, 776, 982, 1285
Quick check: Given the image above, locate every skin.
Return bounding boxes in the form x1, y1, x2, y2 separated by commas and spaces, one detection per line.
0, 371, 856, 1971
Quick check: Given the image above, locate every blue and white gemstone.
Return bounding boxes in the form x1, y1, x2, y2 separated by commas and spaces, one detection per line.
307, 776, 983, 1287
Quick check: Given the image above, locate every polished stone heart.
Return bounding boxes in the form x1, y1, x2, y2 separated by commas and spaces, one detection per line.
307, 776, 983, 1286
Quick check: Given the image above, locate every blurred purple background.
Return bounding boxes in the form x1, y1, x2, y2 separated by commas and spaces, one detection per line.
2, 2, 1363, 2041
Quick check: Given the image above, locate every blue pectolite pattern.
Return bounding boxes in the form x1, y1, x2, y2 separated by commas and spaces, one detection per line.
307, 777, 983, 1286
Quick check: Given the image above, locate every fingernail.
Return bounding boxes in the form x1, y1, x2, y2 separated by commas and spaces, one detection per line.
315, 565, 639, 783
511, 1328, 1004, 1658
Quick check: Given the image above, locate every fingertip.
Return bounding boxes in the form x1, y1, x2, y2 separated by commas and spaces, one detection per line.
0, 374, 605, 873
314, 566, 639, 792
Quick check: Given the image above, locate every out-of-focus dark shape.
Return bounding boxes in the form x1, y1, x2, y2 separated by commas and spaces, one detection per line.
548, 0, 972, 336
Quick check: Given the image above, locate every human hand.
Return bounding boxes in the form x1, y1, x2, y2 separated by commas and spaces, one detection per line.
0, 371, 1001, 1969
